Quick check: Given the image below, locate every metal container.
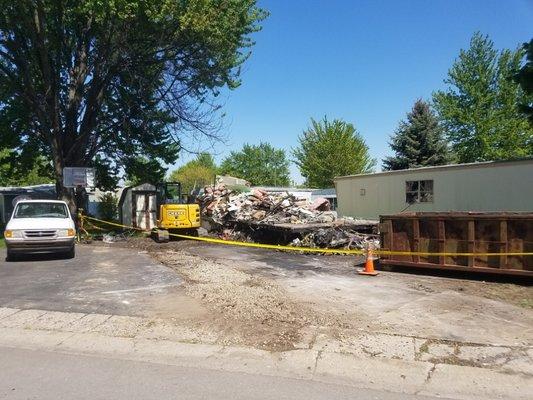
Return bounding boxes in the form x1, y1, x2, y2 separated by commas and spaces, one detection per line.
379, 212, 533, 277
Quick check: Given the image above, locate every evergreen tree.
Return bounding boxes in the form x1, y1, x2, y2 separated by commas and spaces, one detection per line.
433, 32, 533, 162
383, 100, 450, 171
514, 39, 533, 126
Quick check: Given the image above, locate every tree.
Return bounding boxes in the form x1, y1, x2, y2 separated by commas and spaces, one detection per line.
0, 149, 53, 186
293, 117, 375, 188
0, 0, 266, 209
168, 153, 217, 193
514, 39, 533, 125
96, 192, 118, 221
383, 100, 451, 170
220, 143, 290, 186
433, 32, 533, 163
124, 157, 167, 186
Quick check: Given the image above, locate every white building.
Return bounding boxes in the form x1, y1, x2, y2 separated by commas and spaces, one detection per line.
334, 159, 533, 220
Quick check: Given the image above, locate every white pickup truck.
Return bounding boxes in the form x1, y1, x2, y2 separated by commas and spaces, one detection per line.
4, 200, 76, 261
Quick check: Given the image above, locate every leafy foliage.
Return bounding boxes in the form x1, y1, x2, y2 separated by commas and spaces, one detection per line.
433, 32, 533, 162
383, 100, 451, 170
220, 143, 290, 186
96, 192, 118, 222
293, 117, 375, 188
168, 153, 217, 194
0, 0, 266, 205
514, 39, 533, 126
0, 149, 53, 186
124, 157, 167, 186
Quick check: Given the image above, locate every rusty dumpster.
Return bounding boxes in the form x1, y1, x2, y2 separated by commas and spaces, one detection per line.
379, 212, 533, 277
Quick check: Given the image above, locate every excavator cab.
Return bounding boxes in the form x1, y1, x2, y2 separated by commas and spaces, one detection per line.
158, 182, 183, 204
154, 182, 200, 242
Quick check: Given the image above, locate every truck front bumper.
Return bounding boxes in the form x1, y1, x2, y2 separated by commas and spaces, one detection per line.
6, 238, 75, 254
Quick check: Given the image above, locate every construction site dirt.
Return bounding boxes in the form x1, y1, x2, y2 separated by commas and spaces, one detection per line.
88, 237, 533, 376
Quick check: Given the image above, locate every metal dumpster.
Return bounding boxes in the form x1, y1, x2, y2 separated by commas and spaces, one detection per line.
379, 212, 533, 277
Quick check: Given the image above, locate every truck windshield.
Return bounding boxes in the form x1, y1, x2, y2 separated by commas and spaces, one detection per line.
14, 202, 69, 219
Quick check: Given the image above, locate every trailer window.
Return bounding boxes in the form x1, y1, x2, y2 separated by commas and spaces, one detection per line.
406, 180, 433, 203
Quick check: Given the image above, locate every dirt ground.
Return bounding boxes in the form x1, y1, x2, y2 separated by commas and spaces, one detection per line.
93, 237, 533, 352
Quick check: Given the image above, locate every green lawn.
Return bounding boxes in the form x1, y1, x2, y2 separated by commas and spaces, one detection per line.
0, 238, 4, 248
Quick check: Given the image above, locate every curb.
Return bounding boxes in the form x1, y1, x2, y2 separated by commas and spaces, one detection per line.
0, 307, 531, 400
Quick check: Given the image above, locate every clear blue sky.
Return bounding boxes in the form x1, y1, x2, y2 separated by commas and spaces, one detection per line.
173, 0, 533, 183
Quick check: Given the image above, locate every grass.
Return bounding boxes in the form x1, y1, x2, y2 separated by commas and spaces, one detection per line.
0, 227, 4, 248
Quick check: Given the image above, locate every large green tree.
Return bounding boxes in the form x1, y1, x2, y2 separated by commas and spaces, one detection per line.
124, 157, 167, 186
168, 152, 217, 193
220, 143, 290, 186
433, 32, 533, 163
0, 0, 266, 208
293, 117, 375, 188
514, 39, 533, 125
0, 149, 53, 186
383, 99, 451, 170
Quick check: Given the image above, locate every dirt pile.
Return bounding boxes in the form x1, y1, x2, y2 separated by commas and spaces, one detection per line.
156, 250, 350, 350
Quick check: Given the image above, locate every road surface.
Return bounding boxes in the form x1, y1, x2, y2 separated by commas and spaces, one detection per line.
0, 245, 202, 318
0, 346, 443, 400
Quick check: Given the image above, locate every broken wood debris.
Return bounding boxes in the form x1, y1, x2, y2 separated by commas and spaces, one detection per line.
198, 184, 379, 250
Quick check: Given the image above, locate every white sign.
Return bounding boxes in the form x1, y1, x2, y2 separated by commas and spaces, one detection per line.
63, 167, 95, 188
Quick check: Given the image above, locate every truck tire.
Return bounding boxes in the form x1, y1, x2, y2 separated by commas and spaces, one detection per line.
6, 249, 16, 262
65, 246, 76, 259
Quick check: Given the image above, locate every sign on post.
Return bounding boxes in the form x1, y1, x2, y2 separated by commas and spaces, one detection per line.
63, 167, 95, 188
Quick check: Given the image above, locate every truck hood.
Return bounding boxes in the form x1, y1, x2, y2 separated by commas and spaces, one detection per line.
6, 218, 74, 230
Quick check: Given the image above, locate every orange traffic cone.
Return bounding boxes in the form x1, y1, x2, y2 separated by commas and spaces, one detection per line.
358, 248, 379, 276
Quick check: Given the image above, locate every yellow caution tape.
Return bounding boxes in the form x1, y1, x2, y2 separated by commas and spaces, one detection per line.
80, 215, 533, 257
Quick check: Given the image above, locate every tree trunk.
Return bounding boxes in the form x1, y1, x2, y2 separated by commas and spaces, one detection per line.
51, 137, 77, 215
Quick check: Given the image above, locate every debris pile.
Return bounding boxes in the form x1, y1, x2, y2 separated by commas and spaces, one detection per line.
290, 227, 380, 251
198, 184, 379, 250
199, 185, 334, 225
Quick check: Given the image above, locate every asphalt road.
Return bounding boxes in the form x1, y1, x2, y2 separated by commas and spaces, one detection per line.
0, 245, 195, 317
0, 346, 442, 400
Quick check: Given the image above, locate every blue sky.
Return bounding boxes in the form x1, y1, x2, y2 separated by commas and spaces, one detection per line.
173, 0, 533, 183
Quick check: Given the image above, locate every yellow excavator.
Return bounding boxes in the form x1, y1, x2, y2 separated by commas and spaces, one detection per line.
153, 182, 200, 242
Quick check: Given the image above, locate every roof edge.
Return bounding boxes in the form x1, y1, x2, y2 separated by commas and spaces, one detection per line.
334, 158, 533, 181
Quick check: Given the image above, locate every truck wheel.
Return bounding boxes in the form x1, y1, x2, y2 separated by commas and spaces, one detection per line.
65, 246, 76, 259
6, 249, 16, 262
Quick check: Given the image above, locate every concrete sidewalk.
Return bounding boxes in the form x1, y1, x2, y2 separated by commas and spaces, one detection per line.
0, 306, 531, 400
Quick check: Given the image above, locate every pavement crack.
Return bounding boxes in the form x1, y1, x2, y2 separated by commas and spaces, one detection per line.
425, 363, 437, 383
312, 349, 323, 375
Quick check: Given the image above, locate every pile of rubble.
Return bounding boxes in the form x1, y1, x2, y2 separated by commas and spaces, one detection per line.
197, 184, 379, 250
290, 227, 379, 250
199, 185, 336, 226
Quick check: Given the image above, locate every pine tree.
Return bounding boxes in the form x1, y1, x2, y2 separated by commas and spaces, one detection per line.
383, 100, 450, 171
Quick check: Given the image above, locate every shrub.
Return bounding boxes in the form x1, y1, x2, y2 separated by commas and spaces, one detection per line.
97, 192, 118, 222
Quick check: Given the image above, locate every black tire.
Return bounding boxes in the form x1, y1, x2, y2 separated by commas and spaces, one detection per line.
65, 246, 76, 259
6, 249, 16, 262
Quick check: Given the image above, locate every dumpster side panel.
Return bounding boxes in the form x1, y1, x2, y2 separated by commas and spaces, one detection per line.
379, 212, 533, 277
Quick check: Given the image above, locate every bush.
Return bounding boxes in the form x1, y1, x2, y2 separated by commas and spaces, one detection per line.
97, 192, 118, 222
